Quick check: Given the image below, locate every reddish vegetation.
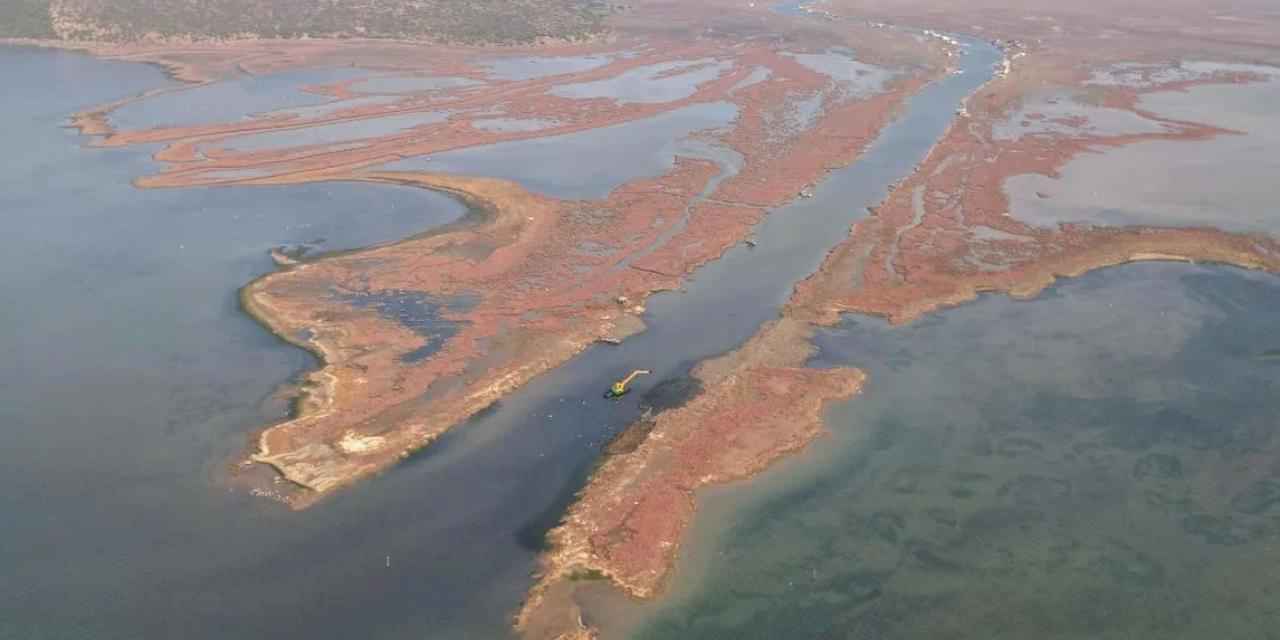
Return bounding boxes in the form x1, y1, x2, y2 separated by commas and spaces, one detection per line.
49, 1, 1280, 636
518, 4, 1280, 638
797, 74, 1280, 326
517, 316, 863, 639
61, 3, 946, 506
232, 44, 930, 506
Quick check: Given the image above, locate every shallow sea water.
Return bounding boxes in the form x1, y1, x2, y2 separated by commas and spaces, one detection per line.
13, 14, 1258, 640
631, 262, 1280, 639
215, 110, 451, 151
1, 35, 996, 638
993, 89, 1172, 141
383, 101, 739, 199
478, 53, 615, 81
550, 59, 732, 104
353, 74, 482, 95
785, 49, 897, 98
25, 8, 1270, 639
109, 66, 370, 131
1006, 65, 1280, 233
0, 46, 530, 640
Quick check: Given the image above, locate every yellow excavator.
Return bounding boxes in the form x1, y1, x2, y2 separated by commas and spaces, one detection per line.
604, 369, 651, 399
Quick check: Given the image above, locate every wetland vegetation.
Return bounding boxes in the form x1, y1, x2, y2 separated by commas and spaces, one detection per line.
632, 263, 1280, 639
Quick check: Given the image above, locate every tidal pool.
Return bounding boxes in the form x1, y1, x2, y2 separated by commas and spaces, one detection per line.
109, 67, 369, 131
784, 49, 896, 98
383, 102, 739, 199
993, 90, 1173, 141
266, 95, 406, 120
629, 262, 1280, 639
1006, 66, 1280, 233
473, 116, 561, 132
1087, 61, 1273, 88
342, 290, 478, 363
213, 110, 451, 152
550, 59, 732, 104
478, 53, 614, 80
729, 66, 772, 94
353, 74, 482, 94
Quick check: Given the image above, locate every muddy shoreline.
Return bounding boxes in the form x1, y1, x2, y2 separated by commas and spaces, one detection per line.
232, 177, 493, 485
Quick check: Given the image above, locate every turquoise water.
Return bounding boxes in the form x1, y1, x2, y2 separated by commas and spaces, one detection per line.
634, 262, 1280, 639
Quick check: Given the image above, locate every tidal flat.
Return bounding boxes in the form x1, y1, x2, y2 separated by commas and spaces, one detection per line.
624, 262, 1280, 639
1006, 65, 1280, 233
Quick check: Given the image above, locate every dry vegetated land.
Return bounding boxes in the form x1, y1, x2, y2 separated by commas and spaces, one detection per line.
1, 0, 612, 43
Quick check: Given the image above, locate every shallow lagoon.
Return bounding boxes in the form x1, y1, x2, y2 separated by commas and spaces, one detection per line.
632, 262, 1280, 639
353, 74, 482, 94
550, 59, 732, 104
993, 89, 1172, 141
384, 102, 739, 199
1006, 67, 1280, 233
785, 49, 896, 98
0, 46, 511, 640
109, 66, 369, 131
479, 53, 615, 80
215, 110, 451, 151
0, 30, 1001, 639
0, 33, 1046, 640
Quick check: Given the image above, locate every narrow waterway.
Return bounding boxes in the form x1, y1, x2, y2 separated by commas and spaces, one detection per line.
0, 30, 999, 640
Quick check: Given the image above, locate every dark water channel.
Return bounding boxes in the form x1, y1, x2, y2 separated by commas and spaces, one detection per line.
1, 28, 1003, 640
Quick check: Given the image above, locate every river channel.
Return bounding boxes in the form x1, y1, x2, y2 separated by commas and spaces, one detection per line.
1, 27, 1000, 640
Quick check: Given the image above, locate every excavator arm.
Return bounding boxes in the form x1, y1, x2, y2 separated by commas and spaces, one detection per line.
620, 369, 651, 387
605, 369, 651, 398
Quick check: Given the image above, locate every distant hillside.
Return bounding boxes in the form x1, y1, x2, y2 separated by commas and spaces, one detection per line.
1, 0, 612, 44
0, 0, 55, 37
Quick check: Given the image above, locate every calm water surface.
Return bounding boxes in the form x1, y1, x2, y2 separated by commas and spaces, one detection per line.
384, 101, 740, 200
109, 66, 371, 131
634, 263, 1280, 639
0, 46, 495, 639
2, 31, 1031, 640
1005, 67, 1280, 233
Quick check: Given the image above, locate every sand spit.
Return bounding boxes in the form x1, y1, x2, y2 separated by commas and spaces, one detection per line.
48, 9, 942, 507
518, 316, 864, 638
234, 60, 909, 503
